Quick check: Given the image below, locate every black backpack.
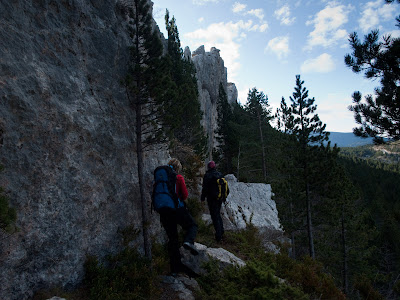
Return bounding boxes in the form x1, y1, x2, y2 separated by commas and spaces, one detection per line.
151, 166, 178, 212
209, 172, 229, 202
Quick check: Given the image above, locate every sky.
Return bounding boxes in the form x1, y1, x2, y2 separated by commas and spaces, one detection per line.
152, 0, 400, 133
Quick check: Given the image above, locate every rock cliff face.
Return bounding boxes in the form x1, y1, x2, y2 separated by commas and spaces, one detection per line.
0, 1, 168, 299
0, 1, 270, 299
187, 45, 238, 156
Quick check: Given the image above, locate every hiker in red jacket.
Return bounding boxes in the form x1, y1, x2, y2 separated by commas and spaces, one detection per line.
158, 158, 198, 277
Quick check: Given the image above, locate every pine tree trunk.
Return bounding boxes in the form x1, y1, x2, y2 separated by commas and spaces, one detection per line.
341, 205, 348, 295
257, 113, 267, 181
306, 182, 315, 259
290, 200, 296, 259
236, 144, 241, 180
133, 1, 151, 259
136, 103, 152, 259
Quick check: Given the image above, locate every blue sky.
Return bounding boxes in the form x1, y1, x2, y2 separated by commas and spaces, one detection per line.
152, 0, 400, 132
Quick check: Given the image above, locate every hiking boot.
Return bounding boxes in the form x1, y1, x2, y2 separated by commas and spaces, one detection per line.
183, 242, 199, 256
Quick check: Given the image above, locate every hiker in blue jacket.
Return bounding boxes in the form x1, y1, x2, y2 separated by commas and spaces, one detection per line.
201, 161, 225, 242
155, 158, 199, 277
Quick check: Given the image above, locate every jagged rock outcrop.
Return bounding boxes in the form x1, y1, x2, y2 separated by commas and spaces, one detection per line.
185, 45, 238, 155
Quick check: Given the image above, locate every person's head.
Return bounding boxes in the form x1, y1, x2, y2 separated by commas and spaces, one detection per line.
207, 160, 216, 170
168, 158, 182, 173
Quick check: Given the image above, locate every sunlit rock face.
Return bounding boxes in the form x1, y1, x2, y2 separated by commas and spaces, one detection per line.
187, 45, 238, 156
222, 175, 282, 231
212, 174, 285, 253
0, 1, 168, 299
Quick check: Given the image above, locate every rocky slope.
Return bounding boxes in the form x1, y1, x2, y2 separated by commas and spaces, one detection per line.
0, 1, 274, 299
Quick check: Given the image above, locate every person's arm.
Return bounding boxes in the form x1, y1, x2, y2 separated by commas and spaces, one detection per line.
176, 174, 188, 201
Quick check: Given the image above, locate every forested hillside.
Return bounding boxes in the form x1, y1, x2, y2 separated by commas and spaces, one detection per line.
339, 141, 400, 172
213, 74, 400, 299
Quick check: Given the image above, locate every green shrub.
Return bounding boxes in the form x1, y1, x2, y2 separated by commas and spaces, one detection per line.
197, 259, 308, 300
353, 275, 385, 300
83, 247, 161, 300
195, 225, 345, 300
274, 254, 346, 299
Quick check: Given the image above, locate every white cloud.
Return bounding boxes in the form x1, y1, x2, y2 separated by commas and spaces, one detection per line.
305, 2, 352, 50
232, 2, 246, 13
193, 0, 219, 5
359, 0, 397, 33
384, 29, 400, 39
265, 36, 290, 60
247, 8, 265, 20
274, 5, 296, 25
237, 86, 251, 104
259, 23, 269, 32
300, 53, 335, 73
185, 21, 258, 80
318, 94, 355, 132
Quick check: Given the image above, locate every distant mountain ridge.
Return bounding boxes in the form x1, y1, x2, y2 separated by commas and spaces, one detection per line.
327, 132, 374, 147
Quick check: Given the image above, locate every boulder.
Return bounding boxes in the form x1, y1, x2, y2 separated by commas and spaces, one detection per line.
202, 174, 287, 253
180, 242, 245, 275
159, 275, 199, 300
222, 175, 281, 231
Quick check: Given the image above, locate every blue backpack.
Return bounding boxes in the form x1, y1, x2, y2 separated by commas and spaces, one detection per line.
151, 165, 179, 212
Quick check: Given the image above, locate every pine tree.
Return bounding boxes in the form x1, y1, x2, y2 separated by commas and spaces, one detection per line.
165, 10, 206, 153
245, 88, 272, 181
344, 12, 400, 143
214, 82, 238, 174
125, 0, 173, 259
288, 75, 329, 259
275, 97, 294, 134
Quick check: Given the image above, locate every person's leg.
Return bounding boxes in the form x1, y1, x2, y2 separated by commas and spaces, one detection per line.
176, 207, 199, 255
176, 207, 198, 244
208, 199, 224, 241
159, 209, 181, 273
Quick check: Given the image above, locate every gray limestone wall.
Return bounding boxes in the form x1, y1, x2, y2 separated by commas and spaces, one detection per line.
0, 1, 168, 299
189, 45, 237, 157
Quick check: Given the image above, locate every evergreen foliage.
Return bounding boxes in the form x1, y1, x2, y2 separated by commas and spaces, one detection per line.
214, 82, 238, 174
245, 88, 273, 180
275, 97, 294, 134
164, 10, 206, 154
285, 75, 330, 259
344, 13, 400, 143
288, 75, 329, 147
125, 0, 172, 259
339, 155, 400, 298
197, 225, 346, 300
